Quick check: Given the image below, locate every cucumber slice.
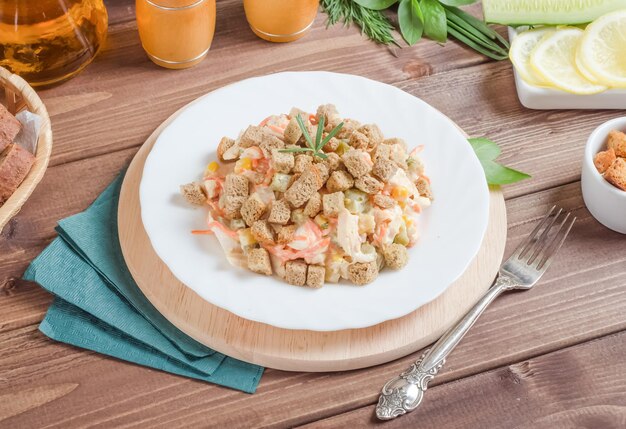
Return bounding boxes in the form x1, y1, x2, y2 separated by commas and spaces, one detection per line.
483, 0, 626, 25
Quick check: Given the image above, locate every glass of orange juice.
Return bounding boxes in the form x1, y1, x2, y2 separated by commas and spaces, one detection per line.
136, 0, 216, 69
243, 0, 319, 43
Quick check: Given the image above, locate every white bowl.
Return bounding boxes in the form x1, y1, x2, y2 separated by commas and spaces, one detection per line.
581, 117, 626, 234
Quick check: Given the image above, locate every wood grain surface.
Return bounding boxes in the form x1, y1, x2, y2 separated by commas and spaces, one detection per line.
1, 0, 625, 427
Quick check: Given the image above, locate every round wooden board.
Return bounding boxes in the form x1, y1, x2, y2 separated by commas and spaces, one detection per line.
118, 108, 507, 372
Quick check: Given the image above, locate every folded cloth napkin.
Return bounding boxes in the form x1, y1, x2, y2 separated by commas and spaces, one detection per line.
24, 175, 263, 393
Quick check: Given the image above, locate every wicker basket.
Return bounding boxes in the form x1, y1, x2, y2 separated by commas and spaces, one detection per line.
0, 66, 53, 233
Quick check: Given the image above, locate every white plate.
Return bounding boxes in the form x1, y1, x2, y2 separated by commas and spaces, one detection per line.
140, 71, 489, 331
509, 27, 626, 110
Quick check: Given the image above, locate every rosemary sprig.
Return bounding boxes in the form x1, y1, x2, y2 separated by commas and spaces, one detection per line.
279, 115, 344, 160
321, 0, 397, 45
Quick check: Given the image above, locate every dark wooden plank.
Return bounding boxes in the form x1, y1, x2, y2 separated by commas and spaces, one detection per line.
301, 331, 626, 428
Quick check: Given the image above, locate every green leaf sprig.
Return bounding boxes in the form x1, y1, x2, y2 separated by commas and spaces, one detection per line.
322, 0, 397, 45
279, 115, 344, 160
469, 137, 531, 185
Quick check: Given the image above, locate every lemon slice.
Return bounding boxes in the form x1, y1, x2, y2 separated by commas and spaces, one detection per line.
509, 27, 555, 86
577, 9, 626, 88
530, 28, 607, 94
574, 52, 602, 84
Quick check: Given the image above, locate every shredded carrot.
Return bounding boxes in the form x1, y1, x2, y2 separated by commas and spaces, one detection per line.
268, 124, 285, 135
309, 114, 317, 125
206, 221, 239, 240
191, 230, 213, 235
258, 116, 272, 127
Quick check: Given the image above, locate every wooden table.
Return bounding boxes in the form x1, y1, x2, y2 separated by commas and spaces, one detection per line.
1, 1, 625, 427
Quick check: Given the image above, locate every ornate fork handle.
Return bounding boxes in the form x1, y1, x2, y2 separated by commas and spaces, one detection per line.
376, 275, 518, 420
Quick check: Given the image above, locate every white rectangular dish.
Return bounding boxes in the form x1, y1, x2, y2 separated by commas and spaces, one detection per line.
508, 27, 626, 110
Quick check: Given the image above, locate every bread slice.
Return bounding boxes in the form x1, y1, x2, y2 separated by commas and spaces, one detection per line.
0, 143, 35, 206
0, 104, 21, 153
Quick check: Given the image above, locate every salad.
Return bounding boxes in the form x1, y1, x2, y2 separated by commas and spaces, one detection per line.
180, 104, 432, 288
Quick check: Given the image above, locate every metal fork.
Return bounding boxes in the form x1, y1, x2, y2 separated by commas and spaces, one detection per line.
375, 206, 576, 421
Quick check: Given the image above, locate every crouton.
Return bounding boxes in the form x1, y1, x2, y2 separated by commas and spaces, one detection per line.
337, 118, 361, 139
316, 162, 330, 185
0, 104, 21, 153
383, 137, 407, 151
304, 192, 322, 217
247, 248, 272, 275
604, 157, 626, 191
594, 148, 617, 174
285, 260, 308, 286
284, 164, 324, 208
241, 195, 267, 226
270, 148, 295, 173
323, 192, 345, 217
355, 175, 383, 194
217, 137, 235, 162
357, 124, 384, 147
342, 149, 372, 178
240, 125, 271, 148
416, 177, 433, 199
260, 135, 284, 158
372, 156, 398, 182
390, 144, 408, 169
608, 130, 626, 158
268, 199, 291, 225
180, 182, 207, 205
306, 265, 325, 288
316, 104, 341, 129
283, 116, 304, 145
289, 107, 307, 119
373, 194, 395, 209
383, 244, 409, 270
323, 137, 341, 152
293, 154, 313, 174
277, 224, 297, 244
251, 220, 275, 244
348, 260, 379, 285
222, 195, 246, 219
224, 174, 249, 197
326, 170, 354, 192
349, 130, 369, 150
373, 143, 392, 161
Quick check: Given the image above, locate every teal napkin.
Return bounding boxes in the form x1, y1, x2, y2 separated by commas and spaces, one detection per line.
24, 174, 264, 393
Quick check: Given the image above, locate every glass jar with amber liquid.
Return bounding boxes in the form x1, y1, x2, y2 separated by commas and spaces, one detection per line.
0, 0, 108, 87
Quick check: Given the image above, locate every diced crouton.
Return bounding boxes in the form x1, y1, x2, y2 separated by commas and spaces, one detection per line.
306, 265, 325, 288
251, 220, 275, 244
270, 148, 295, 173
416, 177, 433, 199
323, 192, 345, 217
373, 194, 395, 209
277, 224, 297, 244
224, 174, 249, 197
247, 248, 272, 275
608, 130, 626, 157
304, 192, 322, 217
383, 244, 409, 270
283, 117, 304, 145
349, 130, 369, 150
390, 144, 408, 169
180, 182, 207, 205
355, 175, 383, 194
268, 199, 291, 225
316, 162, 330, 185
222, 195, 246, 219
284, 164, 323, 208
383, 137, 407, 151
372, 156, 398, 182
326, 170, 354, 192
239, 125, 271, 148
373, 143, 392, 161
337, 118, 361, 139
241, 195, 266, 226
323, 137, 341, 152
342, 149, 372, 178
604, 157, 626, 191
217, 137, 235, 162
316, 104, 341, 129
348, 260, 379, 285
285, 260, 308, 286
0, 104, 22, 153
357, 124, 384, 147
260, 135, 284, 158
293, 154, 313, 173
594, 148, 616, 174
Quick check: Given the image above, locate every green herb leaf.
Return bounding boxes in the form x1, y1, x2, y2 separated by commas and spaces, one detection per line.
279, 147, 314, 153
321, 121, 345, 148
353, 0, 398, 10
296, 114, 313, 148
438, 0, 477, 6
398, 0, 424, 45
469, 137, 531, 185
421, 0, 447, 43
315, 115, 326, 151
321, 0, 397, 45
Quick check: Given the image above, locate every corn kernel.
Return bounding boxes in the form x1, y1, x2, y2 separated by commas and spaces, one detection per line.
235, 157, 252, 173
206, 161, 219, 172
403, 215, 413, 228
392, 186, 409, 201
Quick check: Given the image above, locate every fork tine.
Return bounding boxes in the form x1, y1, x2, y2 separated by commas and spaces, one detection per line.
536, 214, 576, 271
514, 205, 556, 260
527, 208, 563, 265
